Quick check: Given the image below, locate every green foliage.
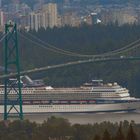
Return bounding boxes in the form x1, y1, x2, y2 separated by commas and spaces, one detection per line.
114, 123, 125, 140
46, 116, 72, 139
0, 25, 138, 96
17, 24, 140, 97
94, 134, 101, 140
126, 124, 137, 140
0, 119, 138, 140
72, 124, 94, 140
102, 129, 111, 140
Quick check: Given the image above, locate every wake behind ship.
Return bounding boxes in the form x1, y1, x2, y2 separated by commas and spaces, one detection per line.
0, 76, 140, 114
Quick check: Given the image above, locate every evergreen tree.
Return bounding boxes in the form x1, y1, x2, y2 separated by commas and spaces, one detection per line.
94, 134, 101, 140
102, 129, 111, 140
126, 124, 137, 140
115, 123, 125, 140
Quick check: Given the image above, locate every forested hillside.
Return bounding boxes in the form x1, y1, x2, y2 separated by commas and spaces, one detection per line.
0, 117, 137, 140
11, 24, 140, 97
2, 0, 140, 6
81, 0, 140, 5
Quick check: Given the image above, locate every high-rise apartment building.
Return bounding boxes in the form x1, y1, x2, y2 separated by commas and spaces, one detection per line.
42, 5, 49, 29
30, 12, 42, 31
29, 3, 58, 31
42, 3, 58, 28
0, 10, 5, 31
62, 12, 80, 27
0, 11, 4, 26
0, 0, 2, 8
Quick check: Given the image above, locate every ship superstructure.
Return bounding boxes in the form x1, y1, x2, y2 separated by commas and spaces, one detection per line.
0, 76, 139, 114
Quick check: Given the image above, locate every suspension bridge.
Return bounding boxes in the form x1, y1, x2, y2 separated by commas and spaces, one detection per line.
1, 22, 140, 120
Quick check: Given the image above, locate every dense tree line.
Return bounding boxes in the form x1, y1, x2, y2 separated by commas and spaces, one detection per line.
2, 24, 140, 97
13, 24, 140, 98
0, 117, 138, 140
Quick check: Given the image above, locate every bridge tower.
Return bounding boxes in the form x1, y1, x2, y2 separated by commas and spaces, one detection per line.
4, 22, 23, 120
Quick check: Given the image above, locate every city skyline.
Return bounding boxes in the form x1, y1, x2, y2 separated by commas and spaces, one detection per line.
0, 0, 139, 31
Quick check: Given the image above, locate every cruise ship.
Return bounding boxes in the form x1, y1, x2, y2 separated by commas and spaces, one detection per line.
0, 76, 140, 114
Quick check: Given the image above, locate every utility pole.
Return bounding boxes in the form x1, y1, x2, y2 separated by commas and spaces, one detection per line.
4, 21, 23, 120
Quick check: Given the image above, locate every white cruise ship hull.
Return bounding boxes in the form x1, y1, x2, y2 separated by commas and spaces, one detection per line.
0, 101, 140, 114
0, 78, 140, 114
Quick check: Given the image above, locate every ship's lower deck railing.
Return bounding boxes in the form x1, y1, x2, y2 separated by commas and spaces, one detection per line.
0, 99, 138, 105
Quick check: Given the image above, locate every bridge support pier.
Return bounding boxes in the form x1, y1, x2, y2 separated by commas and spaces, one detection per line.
4, 22, 23, 120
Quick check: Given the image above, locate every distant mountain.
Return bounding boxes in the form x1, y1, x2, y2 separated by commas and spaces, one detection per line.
2, 0, 140, 7
2, 0, 63, 7
2, 0, 34, 5
80, 0, 140, 5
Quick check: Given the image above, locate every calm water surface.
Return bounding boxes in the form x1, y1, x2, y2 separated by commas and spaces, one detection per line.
23, 111, 140, 124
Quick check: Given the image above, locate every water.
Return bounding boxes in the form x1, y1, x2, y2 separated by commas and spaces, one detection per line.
23, 111, 140, 124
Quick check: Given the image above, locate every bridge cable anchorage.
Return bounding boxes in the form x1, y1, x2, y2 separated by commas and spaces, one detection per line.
20, 31, 140, 58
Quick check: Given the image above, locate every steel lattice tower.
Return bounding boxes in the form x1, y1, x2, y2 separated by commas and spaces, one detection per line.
4, 22, 23, 120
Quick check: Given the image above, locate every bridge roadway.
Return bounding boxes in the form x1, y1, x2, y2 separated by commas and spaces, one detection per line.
0, 56, 140, 79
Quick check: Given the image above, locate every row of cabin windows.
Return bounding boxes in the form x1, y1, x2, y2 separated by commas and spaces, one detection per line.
38, 105, 88, 109
25, 93, 118, 96
0, 94, 118, 99
0, 92, 126, 97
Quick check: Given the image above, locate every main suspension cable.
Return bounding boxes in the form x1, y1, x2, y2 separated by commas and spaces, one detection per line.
21, 31, 140, 57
